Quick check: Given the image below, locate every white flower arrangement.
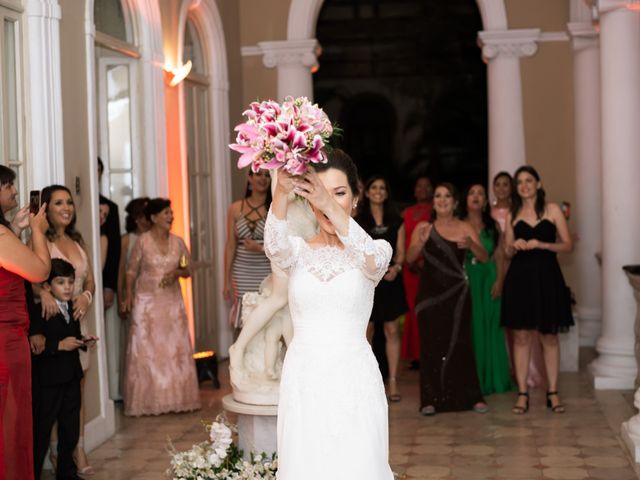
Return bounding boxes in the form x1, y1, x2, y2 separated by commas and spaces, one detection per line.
168, 414, 277, 480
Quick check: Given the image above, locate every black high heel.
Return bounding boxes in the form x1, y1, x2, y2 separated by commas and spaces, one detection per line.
512, 392, 529, 415
546, 391, 565, 413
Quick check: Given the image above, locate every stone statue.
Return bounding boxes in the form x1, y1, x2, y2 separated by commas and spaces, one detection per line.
229, 173, 317, 406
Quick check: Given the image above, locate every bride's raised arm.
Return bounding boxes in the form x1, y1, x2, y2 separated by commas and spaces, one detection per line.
264, 169, 300, 272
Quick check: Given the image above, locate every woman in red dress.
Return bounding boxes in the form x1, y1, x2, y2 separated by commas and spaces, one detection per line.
401, 176, 433, 366
0, 166, 50, 480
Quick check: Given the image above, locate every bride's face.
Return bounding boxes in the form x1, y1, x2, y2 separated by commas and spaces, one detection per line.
313, 168, 354, 235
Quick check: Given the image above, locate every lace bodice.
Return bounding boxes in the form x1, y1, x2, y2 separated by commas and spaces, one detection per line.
264, 210, 392, 346
265, 211, 391, 282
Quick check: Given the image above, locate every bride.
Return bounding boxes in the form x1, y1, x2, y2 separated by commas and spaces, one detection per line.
264, 149, 394, 480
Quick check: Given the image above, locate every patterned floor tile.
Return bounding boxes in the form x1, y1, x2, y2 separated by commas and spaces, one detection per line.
40, 359, 640, 480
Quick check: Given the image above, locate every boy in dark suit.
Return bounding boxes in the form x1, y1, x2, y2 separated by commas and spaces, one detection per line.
32, 259, 97, 480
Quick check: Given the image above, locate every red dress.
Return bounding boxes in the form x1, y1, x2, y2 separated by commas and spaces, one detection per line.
0, 267, 34, 480
401, 203, 432, 360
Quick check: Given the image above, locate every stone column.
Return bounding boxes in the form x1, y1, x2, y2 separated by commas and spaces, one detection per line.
567, 22, 603, 347
25, 0, 65, 186
477, 29, 540, 183
258, 39, 318, 101
591, 0, 640, 390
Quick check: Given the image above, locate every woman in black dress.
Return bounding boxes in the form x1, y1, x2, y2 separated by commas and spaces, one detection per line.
356, 176, 408, 401
501, 166, 573, 414
407, 183, 488, 415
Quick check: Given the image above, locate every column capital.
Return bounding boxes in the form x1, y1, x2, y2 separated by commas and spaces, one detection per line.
477, 29, 541, 60
257, 39, 318, 69
25, 0, 62, 19
597, 0, 640, 13
567, 22, 600, 50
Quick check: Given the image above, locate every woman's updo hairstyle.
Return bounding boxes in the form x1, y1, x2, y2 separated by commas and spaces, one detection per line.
492, 171, 513, 186
125, 197, 150, 233
314, 149, 360, 197
144, 197, 171, 222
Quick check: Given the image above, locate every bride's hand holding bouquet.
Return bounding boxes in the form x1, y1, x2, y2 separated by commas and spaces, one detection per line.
274, 169, 296, 196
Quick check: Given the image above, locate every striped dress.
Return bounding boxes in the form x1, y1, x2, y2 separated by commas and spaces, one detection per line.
231, 205, 272, 327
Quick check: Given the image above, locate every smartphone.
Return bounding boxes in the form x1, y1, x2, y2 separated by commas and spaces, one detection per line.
29, 190, 41, 215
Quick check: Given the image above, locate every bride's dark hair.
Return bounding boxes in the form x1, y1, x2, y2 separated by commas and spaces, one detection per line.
314, 149, 360, 196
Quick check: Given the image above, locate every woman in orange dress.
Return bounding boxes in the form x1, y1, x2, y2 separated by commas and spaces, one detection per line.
401, 176, 433, 366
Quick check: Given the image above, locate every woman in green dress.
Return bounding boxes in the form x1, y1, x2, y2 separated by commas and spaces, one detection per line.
461, 184, 513, 395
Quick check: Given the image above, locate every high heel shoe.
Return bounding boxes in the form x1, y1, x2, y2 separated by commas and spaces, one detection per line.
48, 445, 57, 470
512, 392, 529, 415
387, 377, 401, 402
420, 405, 435, 416
74, 445, 95, 476
546, 391, 565, 413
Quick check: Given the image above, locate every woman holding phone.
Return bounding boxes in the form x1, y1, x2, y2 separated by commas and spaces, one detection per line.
0, 165, 50, 480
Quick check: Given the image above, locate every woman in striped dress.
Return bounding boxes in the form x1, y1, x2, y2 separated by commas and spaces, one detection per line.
224, 171, 273, 328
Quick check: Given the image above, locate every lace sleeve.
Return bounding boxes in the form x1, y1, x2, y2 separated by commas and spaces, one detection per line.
264, 209, 300, 273
337, 217, 392, 284
126, 234, 143, 279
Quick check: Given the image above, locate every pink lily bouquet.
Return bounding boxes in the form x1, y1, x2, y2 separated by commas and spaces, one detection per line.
229, 96, 334, 175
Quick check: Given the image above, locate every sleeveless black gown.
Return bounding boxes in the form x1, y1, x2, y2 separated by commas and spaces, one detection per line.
501, 219, 574, 334
416, 227, 484, 412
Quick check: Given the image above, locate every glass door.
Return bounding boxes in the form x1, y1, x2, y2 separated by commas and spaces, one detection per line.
97, 57, 140, 223
184, 78, 218, 352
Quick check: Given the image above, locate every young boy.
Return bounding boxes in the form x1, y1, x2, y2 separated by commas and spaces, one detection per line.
32, 258, 97, 480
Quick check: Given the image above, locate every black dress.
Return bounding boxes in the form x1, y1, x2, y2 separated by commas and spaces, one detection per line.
501, 219, 574, 334
416, 226, 484, 412
362, 216, 408, 324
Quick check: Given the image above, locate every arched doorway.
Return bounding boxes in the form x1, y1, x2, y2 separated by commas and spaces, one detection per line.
314, 0, 487, 199
284, 0, 527, 192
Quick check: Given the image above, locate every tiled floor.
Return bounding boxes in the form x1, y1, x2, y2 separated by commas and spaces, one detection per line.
42, 352, 640, 479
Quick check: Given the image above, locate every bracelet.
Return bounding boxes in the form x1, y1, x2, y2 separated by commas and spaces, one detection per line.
394, 264, 403, 273
82, 290, 93, 304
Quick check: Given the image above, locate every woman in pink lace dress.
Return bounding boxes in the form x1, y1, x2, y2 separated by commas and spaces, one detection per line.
122, 198, 200, 416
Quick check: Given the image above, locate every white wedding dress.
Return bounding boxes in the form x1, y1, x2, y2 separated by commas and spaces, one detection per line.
264, 210, 395, 480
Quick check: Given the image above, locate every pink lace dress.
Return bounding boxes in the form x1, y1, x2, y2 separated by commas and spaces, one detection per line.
123, 232, 200, 416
